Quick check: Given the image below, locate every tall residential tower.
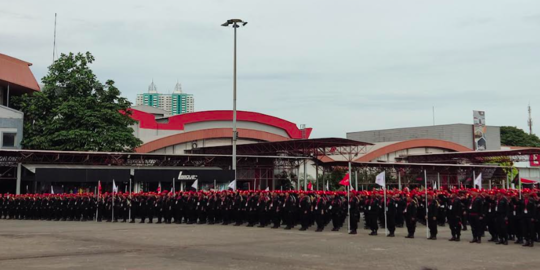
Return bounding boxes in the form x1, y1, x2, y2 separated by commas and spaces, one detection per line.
136, 81, 194, 115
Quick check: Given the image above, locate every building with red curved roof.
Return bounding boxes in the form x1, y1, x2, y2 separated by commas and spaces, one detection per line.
130, 107, 312, 154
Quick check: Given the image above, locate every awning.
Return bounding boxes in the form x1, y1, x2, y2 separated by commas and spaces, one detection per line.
521, 178, 540, 184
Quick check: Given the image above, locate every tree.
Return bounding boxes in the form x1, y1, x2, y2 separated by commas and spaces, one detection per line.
13, 52, 142, 152
500, 126, 540, 148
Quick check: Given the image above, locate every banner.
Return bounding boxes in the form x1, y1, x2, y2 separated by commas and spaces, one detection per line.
530, 155, 540, 167
473, 110, 487, 151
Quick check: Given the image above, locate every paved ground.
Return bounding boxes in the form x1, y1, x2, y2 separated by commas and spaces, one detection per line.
0, 220, 539, 270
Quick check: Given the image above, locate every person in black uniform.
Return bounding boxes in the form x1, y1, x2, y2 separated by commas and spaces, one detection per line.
146, 194, 155, 224
485, 192, 498, 242
437, 193, 447, 227
258, 192, 270, 227
298, 193, 311, 231
521, 192, 536, 247
330, 193, 342, 231
366, 192, 380, 236
386, 193, 398, 237
447, 192, 463, 241
284, 192, 297, 230
509, 195, 521, 243
313, 192, 327, 232
269, 192, 281, 229
427, 193, 439, 240
404, 195, 418, 238
349, 191, 361, 235
220, 192, 231, 225
495, 191, 509, 245
232, 192, 243, 226
468, 190, 485, 244
246, 193, 258, 227
163, 192, 175, 224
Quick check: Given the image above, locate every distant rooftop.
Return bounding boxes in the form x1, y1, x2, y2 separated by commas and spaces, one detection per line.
0, 53, 40, 93
132, 105, 170, 117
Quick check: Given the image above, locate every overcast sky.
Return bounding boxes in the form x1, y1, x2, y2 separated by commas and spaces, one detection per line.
2, 0, 539, 138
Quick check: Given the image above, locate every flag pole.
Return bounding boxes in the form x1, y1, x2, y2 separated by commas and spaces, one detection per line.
355, 171, 358, 191
112, 179, 115, 222
398, 169, 402, 190
424, 170, 429, 239
173, 178, 176, 193
348, 162, 351, 233
96, 181, 99, 222
384, 183, 388, 236
519, 176, 522, 199
129, 177, 132, 221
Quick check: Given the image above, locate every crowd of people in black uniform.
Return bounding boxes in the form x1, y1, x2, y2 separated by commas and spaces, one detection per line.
1, 188, 539, 247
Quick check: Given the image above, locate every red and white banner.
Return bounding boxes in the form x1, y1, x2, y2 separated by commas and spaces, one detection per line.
530, 154, 540, 167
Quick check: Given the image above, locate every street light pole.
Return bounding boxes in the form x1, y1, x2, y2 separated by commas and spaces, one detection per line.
222, 19, 247, 184
232, 24, 238, 181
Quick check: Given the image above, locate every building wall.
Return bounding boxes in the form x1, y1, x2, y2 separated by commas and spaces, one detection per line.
0, 105, 24, 149
132, 124, 181, 144
367, 147, 454, 162
150, 138, 262, 154
347, 124, 501, 150
519, 168, 540, 182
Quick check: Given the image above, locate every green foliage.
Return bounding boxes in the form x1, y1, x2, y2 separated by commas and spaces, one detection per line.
500, 126, 540, 147
13, 52, 142, 152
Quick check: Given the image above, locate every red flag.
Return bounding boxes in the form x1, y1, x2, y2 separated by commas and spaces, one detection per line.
307, 182, 313, 191
339, 173, 350, 186
98, 181, 102, 195
157, 182, 162, 193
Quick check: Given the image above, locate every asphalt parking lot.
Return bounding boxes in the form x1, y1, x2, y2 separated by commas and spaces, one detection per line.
0, 219, 539, 270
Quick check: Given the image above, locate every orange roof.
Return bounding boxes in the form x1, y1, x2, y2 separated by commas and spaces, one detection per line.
0, 53, 40, 92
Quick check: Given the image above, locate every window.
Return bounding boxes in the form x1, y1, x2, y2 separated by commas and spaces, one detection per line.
2, 133, 16, 147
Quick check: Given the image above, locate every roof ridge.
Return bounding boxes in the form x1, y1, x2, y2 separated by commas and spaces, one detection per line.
0, 53, 33, 66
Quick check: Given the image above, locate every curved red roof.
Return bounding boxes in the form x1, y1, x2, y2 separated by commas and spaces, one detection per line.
355, 139, 472, 162
128, 109, 312, 139
0, 53, 40, 92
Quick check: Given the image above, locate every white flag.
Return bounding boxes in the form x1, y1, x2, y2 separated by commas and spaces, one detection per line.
228, 180, 236, 191
433, 182, 437, 190
265, 186, 269, 191
375, 172, 386, 189
51, 185, 54, 194
326, 181, 329, 191
191, 179, 199, 190
113, 180, 118, 193
474, 173, 482, 189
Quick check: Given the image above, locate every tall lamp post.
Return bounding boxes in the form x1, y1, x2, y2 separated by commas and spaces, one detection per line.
222, 19, 248, 184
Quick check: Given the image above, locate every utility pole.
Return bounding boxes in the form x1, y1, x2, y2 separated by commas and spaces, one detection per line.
53, 13, 57, 63
222, 19, 248, 183
528, 103, 533, 135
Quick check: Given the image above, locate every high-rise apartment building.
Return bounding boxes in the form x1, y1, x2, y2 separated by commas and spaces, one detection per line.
136, 81, 194, 115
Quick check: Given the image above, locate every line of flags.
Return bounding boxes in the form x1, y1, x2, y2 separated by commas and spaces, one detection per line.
47, 168, 540, 195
